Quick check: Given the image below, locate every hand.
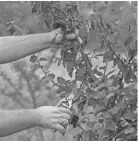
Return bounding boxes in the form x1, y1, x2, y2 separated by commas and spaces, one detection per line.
50, 28, 76, 44
34, 106, 72, 134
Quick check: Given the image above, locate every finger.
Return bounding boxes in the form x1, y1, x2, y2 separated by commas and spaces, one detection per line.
54, 28, 62, 34
59, 119, 68, 127
60, 113, 71, 120
59, 107, 72, 115
66, 34, 76, 40
53, 124, 65, 134
78, 37, 83, 44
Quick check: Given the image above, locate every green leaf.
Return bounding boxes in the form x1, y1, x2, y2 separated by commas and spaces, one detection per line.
90, 89, 97, 97
103, 51, 113, 63
57, 77, 66, 84
124, 71, 130, 84
57, 58, 62, 66
87, 122, 96, 129
41, 76, 46, 81
122, 65, 129, 76
98, 118, 104, 124
56, 85, 71, 94
56, 87, 64, 94
99, 66, 106, 70
33, 64, 40, 71
105, 119, 116, 131
124, 36, 133, 47
88, 130, 93, 141
39, 57, 48, 62
77, 135, 81, 141
132, 89, 137, 95
30, 55, 37, 63
61, 85, 72, 93
88, 97, 98, 107
75, 68, 84, 78
48, 73, 55, 79
123, 110, 134, 120
32, 6, 37, 13
77, 102, 84, 111
109, 106, 119, 114
113, 77, 119, 87
98, 6, 107, 13
103, 129, 113, 137
106, 70, 115, 76
59, 92, 67, 98
124, 127, 134, 134
67, 61, 74, 77
93, 68, 103, 76
95, 53, 104, 57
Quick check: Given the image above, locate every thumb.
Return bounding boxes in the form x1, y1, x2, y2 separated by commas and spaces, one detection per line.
53, 28, 62, 35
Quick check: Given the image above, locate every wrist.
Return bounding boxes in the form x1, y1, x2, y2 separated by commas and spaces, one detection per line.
30, 109, 41, 127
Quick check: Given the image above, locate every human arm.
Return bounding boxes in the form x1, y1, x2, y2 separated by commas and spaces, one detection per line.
0, 28, 76, 64
0, 106, 71, 137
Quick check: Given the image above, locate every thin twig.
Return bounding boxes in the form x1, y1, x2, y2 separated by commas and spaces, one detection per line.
102, 62, 108, 79
75, 36, 95, 80
102, 35, 124, 65
77, 124, 87, 132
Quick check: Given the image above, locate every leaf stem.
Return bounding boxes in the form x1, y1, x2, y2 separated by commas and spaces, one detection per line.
36, 58, 63, 89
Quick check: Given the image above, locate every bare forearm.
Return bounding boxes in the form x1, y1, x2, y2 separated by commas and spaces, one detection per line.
0, 33, 52, 64
0, 109, 39, 137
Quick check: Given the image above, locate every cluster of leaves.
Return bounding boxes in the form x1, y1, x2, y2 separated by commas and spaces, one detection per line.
30, 1, 137, 141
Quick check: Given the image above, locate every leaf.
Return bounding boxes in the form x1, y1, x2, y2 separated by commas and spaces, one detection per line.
87, 122, 96, 129
67, 61, 74, 77
124, 36, 133, 47
103, 129, 113, 137
113, 77, 119, 87
60, 85, 72, 93
106, 70, 115, 76
103, 51, 113, 63
98, 118, 104, 124
105, 119, 116, 131
56, 85, 71, 94
59, 92, 67, 98
90, 89, 97, 97
33, 64, 40, 71
88, 97, 98, 107
109, 106, 119, 114
39, 57, 48, 61
57, 58, 62, 66
99, 66, 106, 70
122, 65, 129, 76
77, 102, 84, 111
41, 76, 46, 81
75, 68, 84, 78
95, 53, 104, 57
56, 88, 64, 94
93, 69, 103, 76
132, 89, 137, 95
88, 130, 93, 141
30, 55, 37, 63
77, 135, 81, 141
48, 73, 55, 79
57, 77, 66, 84
123, 110, 134, 120
32, 6, 37, 13
98, 6, 107, 13
124, 71, 130, 84
124, 127, 134, 134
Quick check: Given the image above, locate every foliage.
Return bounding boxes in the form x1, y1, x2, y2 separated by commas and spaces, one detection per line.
0, 1, 137, 141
